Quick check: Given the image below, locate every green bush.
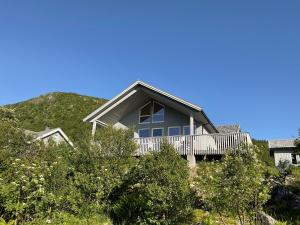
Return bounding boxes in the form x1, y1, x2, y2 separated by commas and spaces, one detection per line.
195, 144, 271, 224
110, 142, 193, 225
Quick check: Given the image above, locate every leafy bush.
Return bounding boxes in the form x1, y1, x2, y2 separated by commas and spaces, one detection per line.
195, 144, 271, 224
109, 142, 193, 225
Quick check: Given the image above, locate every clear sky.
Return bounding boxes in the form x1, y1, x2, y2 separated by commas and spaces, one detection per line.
0, 0, 299, 140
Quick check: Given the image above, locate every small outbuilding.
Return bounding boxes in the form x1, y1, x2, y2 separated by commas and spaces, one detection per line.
25, 127, 74, 147
269, 139, 300, 166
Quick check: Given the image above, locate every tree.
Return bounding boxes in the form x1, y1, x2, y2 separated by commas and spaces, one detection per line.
195, 145, 270, 225
109, 142, 193, 225
72, 125, 137, 210
0, 107, 29, 154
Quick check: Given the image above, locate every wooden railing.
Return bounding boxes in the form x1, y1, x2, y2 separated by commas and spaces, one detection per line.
135, 132, 252, 155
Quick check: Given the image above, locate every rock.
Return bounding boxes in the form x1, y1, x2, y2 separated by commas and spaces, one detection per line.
257, 211, 277, 225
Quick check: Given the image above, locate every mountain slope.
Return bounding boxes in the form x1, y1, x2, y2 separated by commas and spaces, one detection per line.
6, 92, 107, 144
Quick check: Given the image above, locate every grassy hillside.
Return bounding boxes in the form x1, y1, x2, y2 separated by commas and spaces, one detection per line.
6, 92, 107, 144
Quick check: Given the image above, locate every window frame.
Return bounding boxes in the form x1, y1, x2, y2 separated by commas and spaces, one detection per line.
139, 100, 165, 124
138, 128, 151, 138
152, 101, 165, 123
152, 127, 164, 137
139, 101, 152, 124
183, 125, 196, 135
168, 126, 181, 136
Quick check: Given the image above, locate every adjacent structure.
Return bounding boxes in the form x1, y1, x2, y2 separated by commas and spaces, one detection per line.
83, 81, 251, 166
269, 139, 300, 166
25, 127, 74, 147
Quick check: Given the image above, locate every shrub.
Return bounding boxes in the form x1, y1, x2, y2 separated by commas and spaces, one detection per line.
109, 142, 193, 225
195, 144, 271, 225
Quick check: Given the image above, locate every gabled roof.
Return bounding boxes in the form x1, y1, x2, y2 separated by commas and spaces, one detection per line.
216, 124, 241, 133
83, 81, 218, 133
268, 139, 296, 149
25, 128, 74, 147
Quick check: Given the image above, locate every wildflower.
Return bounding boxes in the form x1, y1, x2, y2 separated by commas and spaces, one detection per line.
15, 158, 21, 161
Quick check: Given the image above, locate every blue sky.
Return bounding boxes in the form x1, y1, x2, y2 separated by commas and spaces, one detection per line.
0, 0, 299, 140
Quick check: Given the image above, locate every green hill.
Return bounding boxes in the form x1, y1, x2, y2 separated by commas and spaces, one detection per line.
6, 92, 107, 144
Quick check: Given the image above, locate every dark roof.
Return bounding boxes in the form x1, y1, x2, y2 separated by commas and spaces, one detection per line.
216, 124, 241, 133
268, 139, 296, 149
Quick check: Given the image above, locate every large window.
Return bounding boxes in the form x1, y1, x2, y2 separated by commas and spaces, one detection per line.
152, 128, 164, 137
139, 102, 152, 124
138, 128, 151, 138
168, 127, 180, 136
139, 101, 165, 124
152, 102, 165, 123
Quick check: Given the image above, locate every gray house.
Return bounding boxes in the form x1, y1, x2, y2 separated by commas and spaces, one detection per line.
83, 81, 251, 167
269, 139, 300, 166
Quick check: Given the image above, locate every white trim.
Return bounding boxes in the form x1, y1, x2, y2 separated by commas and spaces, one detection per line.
95, 120, 108, 127
168, 126, 181, 136
83, 81, 140, 122
152, 127, 164, 137
83, 81, 202, 122
138, 128, 151, 138
91, 89, 137, 122
34, 128, 74, 147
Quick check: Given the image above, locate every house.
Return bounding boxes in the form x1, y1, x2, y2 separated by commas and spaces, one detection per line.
25, 127, 74, 147
216, 124, 241, 133
83, 81, 251, 167
269, 139, 300, 166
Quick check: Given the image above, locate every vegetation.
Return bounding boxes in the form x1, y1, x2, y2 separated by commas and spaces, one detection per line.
109, 142, 193, 225
0, 107, 193, 224
195, 145, 270, 225
1, 94, 300, 224
6, 92, 107, 145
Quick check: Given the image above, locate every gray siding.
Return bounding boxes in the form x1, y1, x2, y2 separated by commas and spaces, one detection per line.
114, 101, 208, 137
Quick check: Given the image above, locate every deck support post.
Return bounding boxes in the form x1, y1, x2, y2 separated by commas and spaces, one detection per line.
187, 155, 196, 167
188, 113, 196, 167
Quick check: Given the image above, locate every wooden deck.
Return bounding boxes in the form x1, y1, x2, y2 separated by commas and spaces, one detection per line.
135, 132, 252, 155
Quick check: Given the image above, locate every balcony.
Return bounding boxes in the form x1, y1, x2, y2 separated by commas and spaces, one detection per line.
135, 132, 252, 155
